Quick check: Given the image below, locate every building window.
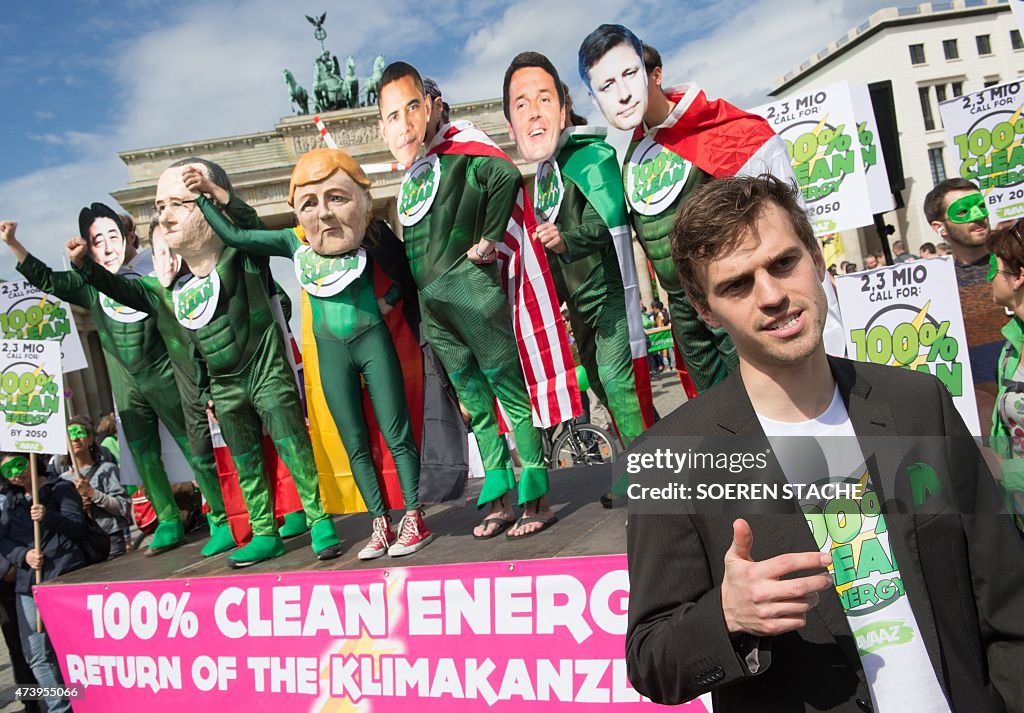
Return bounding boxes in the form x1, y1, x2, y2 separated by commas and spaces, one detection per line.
909, 43, 926, 64
977, 34, 992, 55
951, 81, 964, 97
985, 78, 1000, 88
929, 148, 947, 185
919, 86, 935, 131
943, 39, 959, 59
935, 84, 948, 103
1013, 30, 1023, 50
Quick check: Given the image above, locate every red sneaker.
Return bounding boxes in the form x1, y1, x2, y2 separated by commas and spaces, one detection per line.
388, 510, 434, 557
358, 515, 395, 560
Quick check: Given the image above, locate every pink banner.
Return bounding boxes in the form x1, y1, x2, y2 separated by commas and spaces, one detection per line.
35, 554, 708, 712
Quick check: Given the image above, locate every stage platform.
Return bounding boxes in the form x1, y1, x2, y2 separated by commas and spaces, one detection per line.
54, 463, 627, 585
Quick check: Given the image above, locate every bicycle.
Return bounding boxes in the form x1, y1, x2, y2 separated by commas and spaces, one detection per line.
542, 418, 618, 469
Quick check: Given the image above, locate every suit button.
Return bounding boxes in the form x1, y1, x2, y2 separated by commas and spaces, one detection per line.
856, 699, 873, 713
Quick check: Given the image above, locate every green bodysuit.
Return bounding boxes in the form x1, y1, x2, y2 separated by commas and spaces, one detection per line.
196, 196, 421, 517
538, 132, 645, 447
623, 137, 738, 391
399, 149, 547, 507
17, 253, 222, 547
79, 237, 341, 561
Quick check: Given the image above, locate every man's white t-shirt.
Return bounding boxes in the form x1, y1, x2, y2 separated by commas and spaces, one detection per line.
756, 386, 951, 713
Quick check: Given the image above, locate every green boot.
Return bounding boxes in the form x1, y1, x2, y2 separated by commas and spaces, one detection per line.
146, 519, 184, 556
310, 518, 342, 561
278, 511, 309, 539
201, 522, 237, 557
227, 535, 285, 569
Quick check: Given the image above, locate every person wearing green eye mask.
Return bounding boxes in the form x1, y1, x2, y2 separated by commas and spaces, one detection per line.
924, 178, 1001, 433
0, 451, 87, 713
61, 416, 131, 558
983, 220, 1024, 533
0, 456, 29, 481
925, 179, 991, 265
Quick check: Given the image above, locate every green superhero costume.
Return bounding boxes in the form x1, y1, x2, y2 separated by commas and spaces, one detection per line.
17, 252, 221, 554
398, 147, 547, 507
78, 228, 342, 567
536, 130, 645, 447
623, 137, 738, 391
195, 196, 421, 518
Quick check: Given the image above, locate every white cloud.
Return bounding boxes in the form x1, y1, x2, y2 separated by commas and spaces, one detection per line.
438, 0, 627, 104
0, 156, 129, 281
658, 0, 891, 109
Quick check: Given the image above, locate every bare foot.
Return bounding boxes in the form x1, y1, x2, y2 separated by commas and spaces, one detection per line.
473, 496, 515, 538
507, 497, 556, 538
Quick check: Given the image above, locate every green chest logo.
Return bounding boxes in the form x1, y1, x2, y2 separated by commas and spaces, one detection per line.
293, 246, 367, 297
398, 154, 441, 227
533, 158, 564, 223
172, 269, 221, 330
100, 254, 154, 324
100, 293, 147, 324
625, 136, 691, 216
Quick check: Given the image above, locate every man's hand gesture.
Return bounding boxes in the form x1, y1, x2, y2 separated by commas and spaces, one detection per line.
721, 518, 833, 637
534, 222, 567, 255
67, 236, 89, 268
0, 221, 17, 245
182, 167, 229, 205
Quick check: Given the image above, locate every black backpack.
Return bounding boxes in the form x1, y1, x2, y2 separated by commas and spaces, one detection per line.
79, 516, 111, 564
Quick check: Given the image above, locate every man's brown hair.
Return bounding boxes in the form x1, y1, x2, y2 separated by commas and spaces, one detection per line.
670, 174, 818, 310
923, 177, 978, 223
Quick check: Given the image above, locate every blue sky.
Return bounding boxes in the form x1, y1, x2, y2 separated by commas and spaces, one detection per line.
0, 0, 894, 279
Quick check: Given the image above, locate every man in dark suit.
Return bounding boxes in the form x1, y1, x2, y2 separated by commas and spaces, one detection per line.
625, 174, 1024, 713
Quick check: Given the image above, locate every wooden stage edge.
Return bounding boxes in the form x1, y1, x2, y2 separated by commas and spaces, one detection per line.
51, 464, 627, 585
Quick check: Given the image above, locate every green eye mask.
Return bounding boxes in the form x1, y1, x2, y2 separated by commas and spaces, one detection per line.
946, 192, 989, 224
68, 424, 89, 440
987, 252, 999, 282
1, 456, 29, 480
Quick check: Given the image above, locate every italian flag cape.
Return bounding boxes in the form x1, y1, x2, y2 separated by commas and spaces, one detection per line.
634, 84, 846, 358
631, 83, 793, 179
555, 128, 656, 428
428, 120, 582, 427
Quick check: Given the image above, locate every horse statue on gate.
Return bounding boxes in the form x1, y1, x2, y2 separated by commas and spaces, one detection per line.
342, 56, 360, 110
363, 54, 386, 106
282, 69, 309, 115
313, 50, 346, 112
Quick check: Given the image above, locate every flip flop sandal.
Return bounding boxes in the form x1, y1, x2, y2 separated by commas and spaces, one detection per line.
506, 514, 558, 539
473, 515, 514, 540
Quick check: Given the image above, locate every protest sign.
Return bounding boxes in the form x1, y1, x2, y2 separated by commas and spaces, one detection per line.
0, 339, 66, 454
836, 258, 980, 435
939, 79, 1024, 222
0, 280, 87, 372
752, 81, 874, 235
